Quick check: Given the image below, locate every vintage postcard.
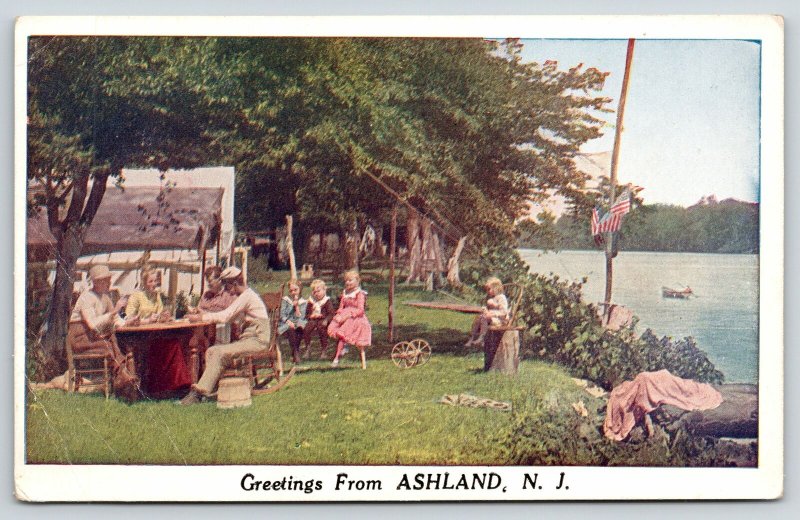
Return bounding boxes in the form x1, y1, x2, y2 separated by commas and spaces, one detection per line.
14, 15, 783, 501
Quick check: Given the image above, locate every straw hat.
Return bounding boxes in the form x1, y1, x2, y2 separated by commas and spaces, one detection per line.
88, 265, 112, 282
220, 266, 242, 280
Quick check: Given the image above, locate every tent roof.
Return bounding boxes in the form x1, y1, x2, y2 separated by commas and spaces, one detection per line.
27, 186, 223, 256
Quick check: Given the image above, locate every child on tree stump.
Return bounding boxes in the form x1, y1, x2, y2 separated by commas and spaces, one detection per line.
464, 276, 509, 347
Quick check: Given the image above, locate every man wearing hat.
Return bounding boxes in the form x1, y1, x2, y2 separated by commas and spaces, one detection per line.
180, 266, 270, 405
67, 264, 140, 401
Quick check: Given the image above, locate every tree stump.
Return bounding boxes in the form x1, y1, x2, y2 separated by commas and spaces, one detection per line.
483, 330, 519, 375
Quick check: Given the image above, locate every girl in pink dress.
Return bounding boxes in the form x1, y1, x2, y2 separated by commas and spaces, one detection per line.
327, 270, 372, 369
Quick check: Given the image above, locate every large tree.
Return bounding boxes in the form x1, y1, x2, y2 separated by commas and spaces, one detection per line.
28, 37, 235, 378
28, 36, 611, 376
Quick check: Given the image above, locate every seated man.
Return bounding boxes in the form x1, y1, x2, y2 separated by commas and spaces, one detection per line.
67, 265, 140, 401
180, 266, 270, 405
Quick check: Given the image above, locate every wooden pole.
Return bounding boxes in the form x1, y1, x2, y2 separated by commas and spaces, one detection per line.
286, 215, 298, 280
388, 205, 397, 343
604, 38, 635, 313
200, 248, 206, 295
168, 266, 179, 312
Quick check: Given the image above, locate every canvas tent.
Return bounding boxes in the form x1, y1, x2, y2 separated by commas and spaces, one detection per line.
118, 166, 236, 257
27, 167, 236, 301
27, 186, 222, 257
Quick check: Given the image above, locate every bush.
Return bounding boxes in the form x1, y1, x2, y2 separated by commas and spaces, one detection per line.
501, 386, 751, 467
465, 244, 723, 389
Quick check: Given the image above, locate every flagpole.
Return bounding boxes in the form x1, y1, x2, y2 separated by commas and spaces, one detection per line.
604, 38, 636, 315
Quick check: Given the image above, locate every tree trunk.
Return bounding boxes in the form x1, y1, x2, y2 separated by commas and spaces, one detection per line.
405, 211, 422, 283
342, 217, 359, 272
372, 225, 385, 258
39, 170, 110, 380
484, 330, 519, 375
39, 226, 83, 379
408, 217, 445, 290
446, 236, 468, 288
293, 220, 310, 268
388, 206, 397, 343
286, 215, 297, 280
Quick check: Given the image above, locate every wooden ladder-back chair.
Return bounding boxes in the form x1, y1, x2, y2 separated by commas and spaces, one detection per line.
225, 284, 295, 395
65, 326, 114, 399
489, 283, 525, 332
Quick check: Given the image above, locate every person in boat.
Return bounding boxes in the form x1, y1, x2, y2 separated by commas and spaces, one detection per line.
180, 266, 270, 405
66, 264, 140, 402
464, 276, 510, 347
125, 266, 192, 398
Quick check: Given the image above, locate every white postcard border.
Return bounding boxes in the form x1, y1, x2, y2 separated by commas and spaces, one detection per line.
14, 14, 784, 502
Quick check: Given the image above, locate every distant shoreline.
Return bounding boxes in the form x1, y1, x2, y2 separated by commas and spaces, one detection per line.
517, 248, 759, 256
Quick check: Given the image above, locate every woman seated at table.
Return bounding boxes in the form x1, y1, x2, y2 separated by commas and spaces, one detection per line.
125, 266, 192, 398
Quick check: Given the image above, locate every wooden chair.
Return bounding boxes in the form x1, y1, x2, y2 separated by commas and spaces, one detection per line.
489, 283, 525, 332
224, 285, 295, 395
65, 328, 114, 399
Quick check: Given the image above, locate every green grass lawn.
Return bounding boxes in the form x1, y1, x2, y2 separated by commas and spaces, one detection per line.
26, 355, 584, 465
26, 273, 591, 465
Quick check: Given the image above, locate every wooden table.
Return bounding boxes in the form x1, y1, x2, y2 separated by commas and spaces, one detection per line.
117, 319, 213, 392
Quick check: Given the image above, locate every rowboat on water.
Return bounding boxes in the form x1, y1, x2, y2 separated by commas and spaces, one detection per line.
662, 286, 693, 299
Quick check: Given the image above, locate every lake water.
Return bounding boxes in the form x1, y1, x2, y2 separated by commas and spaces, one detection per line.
519, 249, 759, 384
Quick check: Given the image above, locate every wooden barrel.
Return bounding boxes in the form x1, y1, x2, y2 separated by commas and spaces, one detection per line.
217, 377, 252, 409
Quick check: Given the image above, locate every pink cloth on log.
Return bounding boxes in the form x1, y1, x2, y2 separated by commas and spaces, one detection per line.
603, 369, 723, 441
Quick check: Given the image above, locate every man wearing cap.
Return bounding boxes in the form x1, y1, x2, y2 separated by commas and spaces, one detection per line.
67, 265, 140, 401
180, 266, 270, 405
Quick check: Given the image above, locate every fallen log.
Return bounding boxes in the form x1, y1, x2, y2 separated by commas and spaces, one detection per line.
662, 383, 758, 439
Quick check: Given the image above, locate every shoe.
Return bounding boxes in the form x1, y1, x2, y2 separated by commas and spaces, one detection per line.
331, 359, 339, 368
179, 390, 202, 406
115, 376, 141, 403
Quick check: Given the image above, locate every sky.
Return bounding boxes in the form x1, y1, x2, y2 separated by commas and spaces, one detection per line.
519, 39, 761, 206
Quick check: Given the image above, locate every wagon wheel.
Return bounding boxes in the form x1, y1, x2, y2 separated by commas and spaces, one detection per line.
409, 338, 431, 367
391, 341, 415, 369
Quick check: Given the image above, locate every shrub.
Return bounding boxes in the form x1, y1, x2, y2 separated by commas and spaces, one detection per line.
465, 244, 723, 389
501, 387, 751, 467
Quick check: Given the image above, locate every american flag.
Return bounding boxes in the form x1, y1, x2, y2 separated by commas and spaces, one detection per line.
591, 207, 601, 236
599, 213, 622, 233
591, 207, 622, 245
610, 189, 631, 217
591, 208, 604, 246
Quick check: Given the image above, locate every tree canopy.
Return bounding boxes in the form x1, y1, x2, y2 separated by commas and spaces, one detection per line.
27, 36, 612, 376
